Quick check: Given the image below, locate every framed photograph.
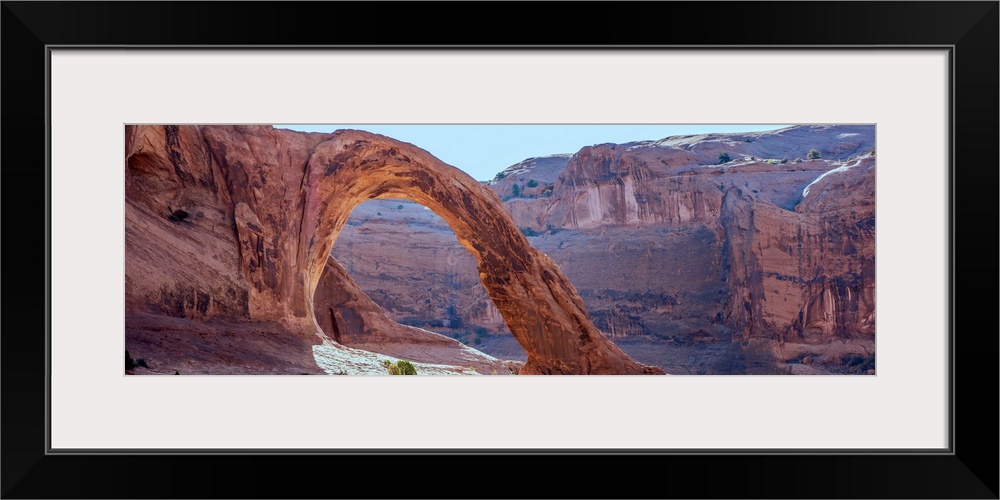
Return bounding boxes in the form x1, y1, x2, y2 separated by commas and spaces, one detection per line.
3, 2, 996, 498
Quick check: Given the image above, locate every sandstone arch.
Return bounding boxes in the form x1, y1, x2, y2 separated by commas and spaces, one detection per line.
299, 131, 662, 374
126, 125, 662, 375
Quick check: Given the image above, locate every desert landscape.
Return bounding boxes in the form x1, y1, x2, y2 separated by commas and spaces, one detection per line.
125, 124, 875, 375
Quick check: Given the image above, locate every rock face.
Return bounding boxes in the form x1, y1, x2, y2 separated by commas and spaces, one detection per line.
483, 155, 573, 235
125, 125, 661, 375
332, 125, 876, 374
333, 199, 507, 335
490, 154, 572, 200
720, 155, 876, 347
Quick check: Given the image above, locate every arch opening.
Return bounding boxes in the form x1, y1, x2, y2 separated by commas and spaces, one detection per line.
324, 198, 527, 362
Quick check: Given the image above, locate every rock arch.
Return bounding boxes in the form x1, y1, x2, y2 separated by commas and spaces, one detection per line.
298, 131, 661, 374
126, 125, 662, 375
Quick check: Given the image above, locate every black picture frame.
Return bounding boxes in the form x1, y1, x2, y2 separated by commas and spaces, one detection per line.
3, 2, 997, 498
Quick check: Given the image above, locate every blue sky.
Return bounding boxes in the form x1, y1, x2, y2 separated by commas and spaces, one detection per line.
278, 124, 791, 181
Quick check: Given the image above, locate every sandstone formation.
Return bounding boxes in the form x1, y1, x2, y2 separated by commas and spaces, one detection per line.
487, 154, 572, 235
332, 125, 876, 374
125, 125, 661, 375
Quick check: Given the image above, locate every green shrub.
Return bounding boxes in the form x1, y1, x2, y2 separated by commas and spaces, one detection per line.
780, 158, 788, 164
511, 184, 520, 197
383, 359, 417, 375
718, 152, 732, 164
395, 360, 417, 375
526, 179, 538, 188
397, 204, 403, 210
494, 172, 506, 181
520, 227, 539, 237
541, 187, 553, 197
807, 149, 822, 160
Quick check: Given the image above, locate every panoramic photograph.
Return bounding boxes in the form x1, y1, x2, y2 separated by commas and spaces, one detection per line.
124, 124, 875, 375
